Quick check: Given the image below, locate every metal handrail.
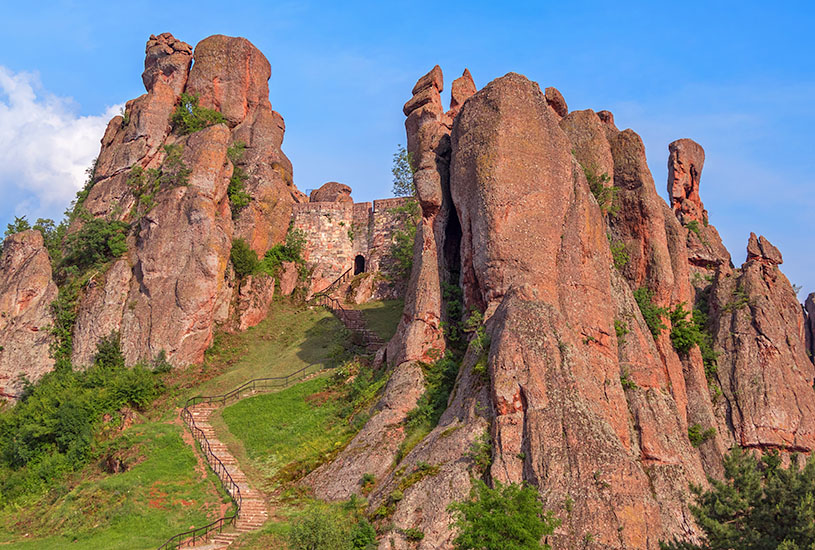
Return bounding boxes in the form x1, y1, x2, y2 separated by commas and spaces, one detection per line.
157, 362, 326, 549
315, 267, 352, 297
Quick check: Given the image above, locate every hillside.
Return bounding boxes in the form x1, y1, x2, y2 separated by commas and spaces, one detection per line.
0, 32, 813, 550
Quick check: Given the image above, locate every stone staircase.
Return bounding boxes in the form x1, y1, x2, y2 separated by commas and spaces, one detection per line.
339, 308, 385, 353
183, 405, 269, 549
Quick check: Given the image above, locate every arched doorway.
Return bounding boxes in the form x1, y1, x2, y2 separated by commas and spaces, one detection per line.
354, 255, 366, 275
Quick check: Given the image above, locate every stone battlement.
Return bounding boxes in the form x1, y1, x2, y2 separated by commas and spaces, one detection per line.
291, 196, 413, 295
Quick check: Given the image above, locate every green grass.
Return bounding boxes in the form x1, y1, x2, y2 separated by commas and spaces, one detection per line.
220, 377, 353, 493
170, 299, 348, 399
353, 299, 404, 341
0, 422, 229, 549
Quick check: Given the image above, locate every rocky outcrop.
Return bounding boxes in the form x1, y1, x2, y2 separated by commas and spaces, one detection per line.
0, 231, 57, 396
545, 86, 568, 117
447, 69, 477, 119
666, 139, 730, 272
307, 65, 475, 504
668, 139, 706, 225
708, 236, 815, 452
234, 274, 275, 331
70, 33, 300, 367
805, 293, 815, 361
309, 182, 353, 203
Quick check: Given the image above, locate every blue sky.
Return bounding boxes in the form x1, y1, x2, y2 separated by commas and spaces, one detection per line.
1, 1, 813, 295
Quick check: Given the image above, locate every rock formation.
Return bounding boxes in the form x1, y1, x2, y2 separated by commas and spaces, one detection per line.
667, 139, 730, 273
309, 181, 353, 203
68, 33, 301, 367
0, 231, 58, 396
309, 70, 815, 550
709, 235, 815, 452
806, 293, 815, 361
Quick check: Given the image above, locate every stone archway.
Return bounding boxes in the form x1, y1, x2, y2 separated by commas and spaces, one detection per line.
354, 255, 365, 275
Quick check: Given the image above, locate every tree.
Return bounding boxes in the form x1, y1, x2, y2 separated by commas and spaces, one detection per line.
661, 448, 815, 550
448, 480, 560, 550
4, 216, 31, 237
392, 144, 416, 197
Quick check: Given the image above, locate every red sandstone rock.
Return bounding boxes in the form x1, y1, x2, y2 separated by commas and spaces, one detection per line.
668, 138, 707, 224
805, 293, 815, 361
709, 238, 815, 452
448, 68, 477, 116
278, 261, 298, 296
235, 274, 275, 331
186, 35, 272, 126
544, 86, 568, 117
412, 64, 443, 95
747, 232, 783, 265
72, 33, 300, 365
0, 231, 57, 396
559, 109, 614, 183
142, 32, 193, 96
309, 182, 353, 203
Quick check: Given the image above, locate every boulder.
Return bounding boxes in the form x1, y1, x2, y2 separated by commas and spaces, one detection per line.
309, 182, 353, 203
278, 261, 298, 296
544, 85, 568, 117
235, 274, 275, 331
448, 68, 477, 117
0, 231, 57, 397
142, 32, 193, 96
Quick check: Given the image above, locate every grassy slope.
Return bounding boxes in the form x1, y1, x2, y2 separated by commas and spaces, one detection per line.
0, 299, 347, 549
0, 423, 228, 549
353, 299, 404, 341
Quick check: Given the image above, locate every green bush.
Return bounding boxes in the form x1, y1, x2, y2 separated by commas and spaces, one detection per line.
170, 93, 226, 135
287, 507, 350, 550
449, 480, 560, 550
582, 163, 618, 215
350, 518, 377, 549
661, 449, 815, 550
608, 234, 629, 270
127, 144, 190, 217
62, 213, 129, 271
633, 287, 668, 339
230, 238, 259, 278
668, 302, 718, 383
386, 199, 420, 281
227, 141, 251, 218
0, 337, 162, 503
687, 423, 716, 447
257, 228, 307, 277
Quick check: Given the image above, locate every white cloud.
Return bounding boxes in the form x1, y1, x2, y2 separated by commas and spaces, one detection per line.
0, 66, 121, 220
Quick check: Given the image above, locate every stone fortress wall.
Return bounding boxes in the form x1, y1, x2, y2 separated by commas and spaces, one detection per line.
290, 182, 410, 294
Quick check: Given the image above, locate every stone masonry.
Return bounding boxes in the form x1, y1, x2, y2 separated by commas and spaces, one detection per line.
291, 196, 411, 295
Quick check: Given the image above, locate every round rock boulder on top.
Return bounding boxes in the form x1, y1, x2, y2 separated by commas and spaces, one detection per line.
309, 181, 353, 203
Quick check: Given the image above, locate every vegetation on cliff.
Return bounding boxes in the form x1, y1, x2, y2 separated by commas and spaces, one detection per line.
662, 449, 815, 550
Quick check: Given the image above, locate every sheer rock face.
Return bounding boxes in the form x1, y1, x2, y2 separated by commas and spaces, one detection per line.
709, 237, 815, 452
0, 231, 57, 397
309, 182, 353, 203
805, 293, 815, 361
448, 69, 477, 119
307, 65, 476, 506
70, 34, 298, 367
